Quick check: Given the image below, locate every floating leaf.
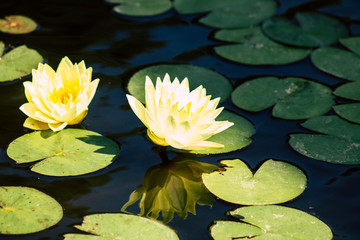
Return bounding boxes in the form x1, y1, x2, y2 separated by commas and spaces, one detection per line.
334, 81, 360, 101
289, 115, 360, 164
0, 43, 43, 82
262, 12, 348, 47
0, 186, 63, 235
202, 159, 306, 205
174, 0, 277, 29
340, 37, 360, 56
311, 47, 360, 81
231, 76, 334, 120
63, 213, 179, 240
106, 0, 171, 16
127, 64, 232, 103
0, 15, 37, 34
173, 110, 255, 155
7, 129, 120, 176
214, 27, 310, 65
210, 205, 333, 240
333, 103, 360, 124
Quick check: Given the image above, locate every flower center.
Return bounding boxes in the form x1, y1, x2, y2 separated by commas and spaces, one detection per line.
51, 88, 73, 104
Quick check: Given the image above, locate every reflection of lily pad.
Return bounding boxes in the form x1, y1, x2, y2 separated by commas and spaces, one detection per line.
214, 27, 310, 65
202, 159, 306, 205
63, 213, 179, 240
106, 0, 171, 16
210, 205, 332, 240
0, 186, 63, 235
7, 129, 120, 176
289, 115, 360, 164
0, 42, 43, 82
262, 12, 348, 47
174, 0, 277, 29
127, 64, 232, 103
0, 15, 37, 34
231, 76, 334, 120
174, 110, 255, 155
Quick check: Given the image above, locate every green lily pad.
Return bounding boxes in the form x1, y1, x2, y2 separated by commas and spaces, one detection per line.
289, 115, 360, 164
174, 0, 277, 29
333, 103, 360, 124
262, 12, 348, 47
340, 37, 360, 56
63, 213, 179, 240
202, 159, 306, 205
214, 27, 311, 65
7, 129, 120, 176
231, 76, 334, 120
0, 15, 37, 34
311, 47, 360, 81
173, 110, 255, 155
334, 81, 360, 100
0, 186, 63, 235
210, 205, 333, 240
0, 43, 43, 82
127, 64, 232, 103
105, 0, 171, 16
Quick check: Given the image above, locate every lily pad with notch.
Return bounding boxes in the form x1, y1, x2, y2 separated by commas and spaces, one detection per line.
7, 129, 120, 176
0, 15, 37, 34
105, 0, 172, 17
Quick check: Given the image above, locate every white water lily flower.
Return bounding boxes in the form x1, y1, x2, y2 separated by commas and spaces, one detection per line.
20, 57, 99, 131
126, 73, 234, 150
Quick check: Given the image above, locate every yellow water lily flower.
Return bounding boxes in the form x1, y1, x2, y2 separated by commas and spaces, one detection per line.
126, 73, 234, 150
20, 57, 99, 131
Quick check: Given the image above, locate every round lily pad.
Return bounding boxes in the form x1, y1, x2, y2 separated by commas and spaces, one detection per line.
106, 0, 171, 16
231, 76, 334, 120
0, 43, 43, 82
0, 186, 63, 235
334, 103, 360, 124
334, 81, 360, 101
289, 115, 360, 164
210, 205, 333, 240
202, 159, 306, 205
173, 110, 255, 155
127, 64, 232, 103
0, 15, 37, 34
340, 37, 360, 56
7, 129, 120, 176
214, 27, 311, 65
262, 12, 348, 47
311, 47, 360, 81
63, 213, 179, 240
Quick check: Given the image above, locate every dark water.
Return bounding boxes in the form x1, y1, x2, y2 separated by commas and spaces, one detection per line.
0, 0, 360, 239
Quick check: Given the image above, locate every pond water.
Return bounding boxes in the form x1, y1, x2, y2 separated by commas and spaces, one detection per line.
1, 0, 360, 239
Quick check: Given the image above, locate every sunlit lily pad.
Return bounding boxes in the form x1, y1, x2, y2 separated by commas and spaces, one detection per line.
7, 129, 120, 176
174, 0, 277, 29
0, 42, 43, 82
262, 12, 348, 47
0, 15, 37, 34
289, 115, 360, 164
106, 0, 171, 16
340, 37, 360, 56
214, 27, 311, 65
127, 64, 232, 103
173, 110, 255, 155
231, 76, 334, 120
0, 186, 63, 235
210, 205, 333, 240
63, 213, 179, 240
202, 159, 306, 205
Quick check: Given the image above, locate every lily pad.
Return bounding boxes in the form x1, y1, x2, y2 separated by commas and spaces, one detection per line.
262, 12, 348, 47
106, 0, 171, 16
63, 213, 179, 240
340, 37, 360, 56
7, 129, 120, 176
173, 110, 255, 155
311, 47, 360, 81
127, 64, 232, 103
174, 0, 277, 29
210, 205, 333, 240
0, 43, 43, 82
214, 27, 311, 65
0, 186, 63, 235
333, 103, 360, 124
334, 81, 360, 100
231, 76, 334, 120
289, 115, 360, 164
202, 159, 306, 205
0, 15, 37, 34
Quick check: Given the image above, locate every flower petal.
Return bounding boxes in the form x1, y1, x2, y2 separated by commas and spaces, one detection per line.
147, 129, 168, 146
126, 94, 148, 127
23, 117, 50, 130
49, 122, 68, 131
183, 141, 224, 150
